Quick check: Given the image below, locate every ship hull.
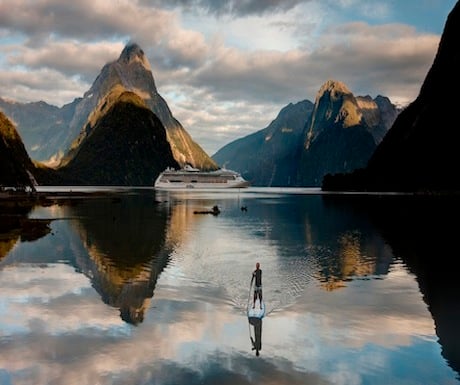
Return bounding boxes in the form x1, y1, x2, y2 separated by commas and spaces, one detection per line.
154, 167, 250, 190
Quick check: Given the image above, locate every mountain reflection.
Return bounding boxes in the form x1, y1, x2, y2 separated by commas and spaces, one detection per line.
56, 191, 460, 376
0, 199, 51, 259
66, 194, 171, 324
251, 194, 394, 291
1, 190, 459, 383
376, 196, 460, 379
323, 194, 460, 378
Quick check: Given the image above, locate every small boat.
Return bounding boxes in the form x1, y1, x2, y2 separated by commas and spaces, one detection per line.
154, 165, 250, 190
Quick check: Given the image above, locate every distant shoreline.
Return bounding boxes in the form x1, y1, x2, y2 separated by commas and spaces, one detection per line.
1, 186, 459, 203
0, 189, 122, 204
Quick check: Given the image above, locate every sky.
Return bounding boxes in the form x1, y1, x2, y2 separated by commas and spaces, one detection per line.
0, 0, 457, 155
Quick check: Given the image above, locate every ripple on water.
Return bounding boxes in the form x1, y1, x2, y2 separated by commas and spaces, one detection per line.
169, 244, 321, 317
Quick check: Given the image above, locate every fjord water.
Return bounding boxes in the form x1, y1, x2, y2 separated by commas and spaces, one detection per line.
1, 188, 459, 385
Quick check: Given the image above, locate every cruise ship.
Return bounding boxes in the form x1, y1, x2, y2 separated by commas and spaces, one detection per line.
154, 165, 250, 189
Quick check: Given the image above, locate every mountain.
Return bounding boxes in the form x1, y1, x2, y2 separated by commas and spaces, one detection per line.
357, 94, 400, 144
0, 111, 36, 189
60, 43, 216, 170
212, 100, 314, 186
0, 43, 217, 171
296, 80, 398, 186
45, 90, 179, 186
0, 98, 78, 163
213, 80, 399, 187
322, 1, 460, 193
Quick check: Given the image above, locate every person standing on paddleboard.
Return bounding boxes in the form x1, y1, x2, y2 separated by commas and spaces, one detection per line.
251, 262, 262, 309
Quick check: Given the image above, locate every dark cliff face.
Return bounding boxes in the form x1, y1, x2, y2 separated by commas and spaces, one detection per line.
0, 111, 36, 189
367, 1, 460, 191
372, 95, 401, 143
324, 1, 460, 192
56, 91, 179, 186
297, 123, 376, 187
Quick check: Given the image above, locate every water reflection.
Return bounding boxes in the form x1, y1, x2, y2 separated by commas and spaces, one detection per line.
248, 317, 262, 356
1, 189, 459, 384
66, 194, 171, 324
0, 199, 52, 258
323, 194, 460, 377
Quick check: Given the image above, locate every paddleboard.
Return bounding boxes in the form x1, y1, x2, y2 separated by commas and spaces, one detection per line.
247, 298, 265, 319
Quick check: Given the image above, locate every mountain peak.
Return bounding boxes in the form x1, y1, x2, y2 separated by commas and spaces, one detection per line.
318, 79, 351, 100
118, 42, 151, 71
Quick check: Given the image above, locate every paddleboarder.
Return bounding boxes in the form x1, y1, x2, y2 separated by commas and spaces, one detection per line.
251, 262, 262, 309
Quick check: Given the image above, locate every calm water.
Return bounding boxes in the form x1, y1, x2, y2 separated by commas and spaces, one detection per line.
1, 187, 459, 385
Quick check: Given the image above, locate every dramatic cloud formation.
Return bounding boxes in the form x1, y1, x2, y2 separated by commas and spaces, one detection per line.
0, 0, 456, 154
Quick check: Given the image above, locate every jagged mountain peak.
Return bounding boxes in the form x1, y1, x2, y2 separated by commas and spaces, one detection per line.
78, 42, 157, 105
305, 80, 362, 149
312, 79, 360, 130
317, 79, 352, 100
118, 42, 152, 71
61, 42, 217, 171
2, 42, 218, 172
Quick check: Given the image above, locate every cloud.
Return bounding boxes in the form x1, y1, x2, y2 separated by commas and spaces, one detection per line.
0, 0, 448, 153
6, 41, 125, 80
0, 67, 88, 105
143, 0, 307, 17
209, 21, 437, 101
307, 22, 440, 102
148, 26, 209, 72
0, 0, 172, 43
158, 17, 440, 153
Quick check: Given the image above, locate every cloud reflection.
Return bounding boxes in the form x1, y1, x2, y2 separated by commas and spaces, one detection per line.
0, 192, 456, 384
0, 264, 124, 335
